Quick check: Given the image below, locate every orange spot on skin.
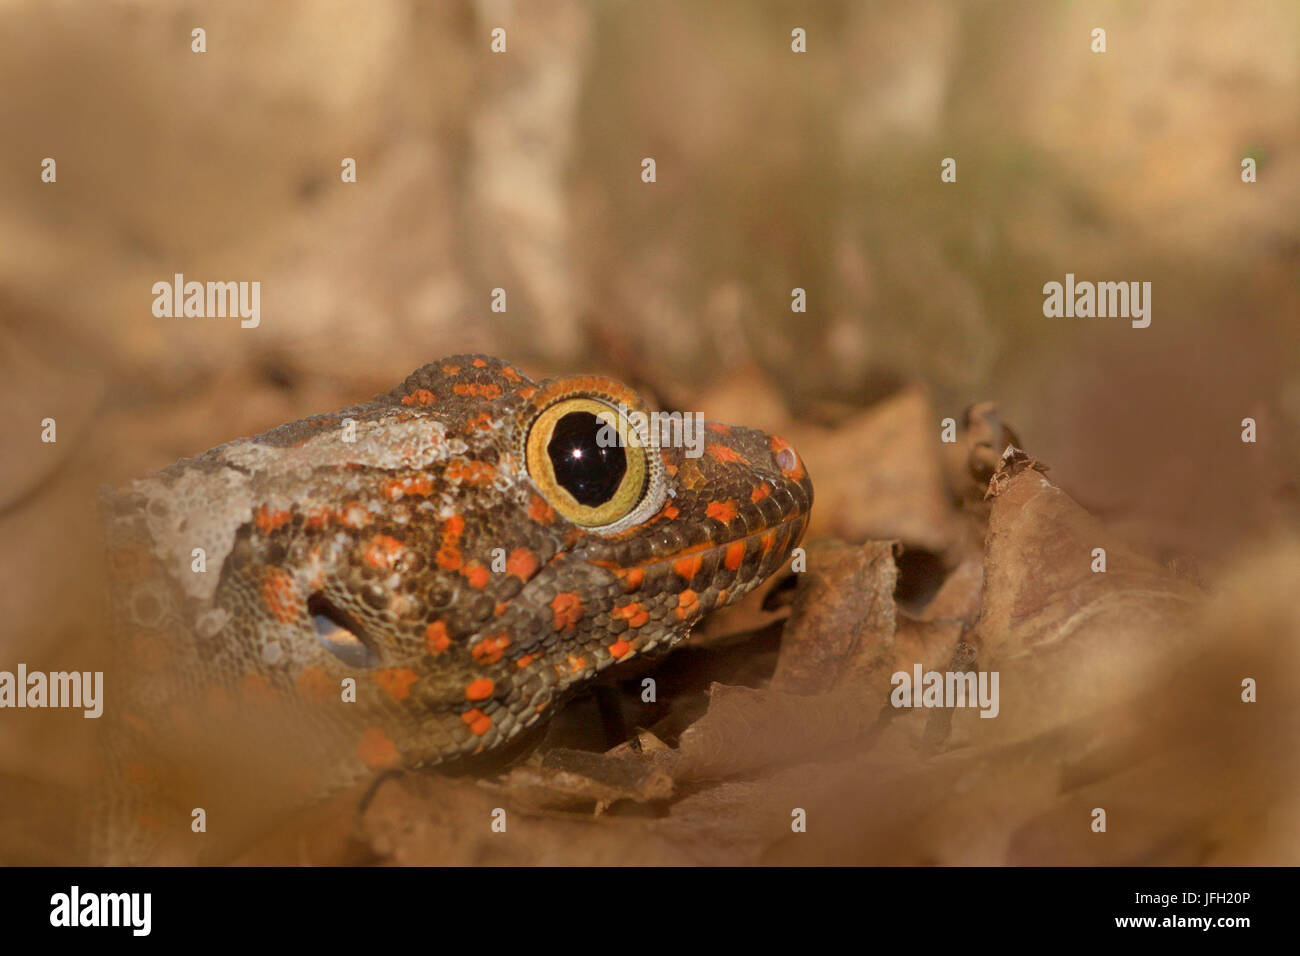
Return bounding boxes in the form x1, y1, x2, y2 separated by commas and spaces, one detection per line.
708, 444, 749, 465
673, 554, 703, 581
567, 655, 588, 674
706, 500, 738, 524
358, 727, 401, 769
465, 412, 494, 432
613, 602, 650, 628
751, 483, 772, 503
664, 461, 678, 477
261, 568, 300, 624
425, 621, 451, 654
471, 358, 488, 368
436, 514, 465, 571
461, 562, 490, 589
295, 666, 334, 703
382, 475, 434, 500
609, 639, 631, 659
716, 588, 729, 605
661, 504, 680, 520
501, 366, 522, 382
519, 386, 537, 399
724, 540, 746, 571
528, 495, 556, 524
446, 459, 497, 486
706, 422, 731, 434
461, 709, 492, 735
442, 364, 461, 375
465, 678, 495, 701
400, 388, 437, 407
472, 633, 511, 665
304, 506, 332, 529
551, 592, 584, 632
453, 382, 503, 399
516, 654, 535, 668
254, 506, 292, 533
759, 530, 777, 555
375, 668, 419, 702
618, 567, 644, 592
364, 534, 404, 569
675, 589, 699, 621
506, 547, 539, 581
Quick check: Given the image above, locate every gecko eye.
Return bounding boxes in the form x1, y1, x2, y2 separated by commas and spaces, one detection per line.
525, 396, 665, 532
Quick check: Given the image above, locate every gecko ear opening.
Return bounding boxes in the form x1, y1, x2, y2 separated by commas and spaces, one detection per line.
308, 593, 382, 668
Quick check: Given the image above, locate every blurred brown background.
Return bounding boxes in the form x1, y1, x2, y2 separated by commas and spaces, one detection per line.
0, 0, 1296, 858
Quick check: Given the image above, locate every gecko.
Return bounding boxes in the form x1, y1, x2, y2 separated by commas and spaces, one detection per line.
95, 354, 812, 860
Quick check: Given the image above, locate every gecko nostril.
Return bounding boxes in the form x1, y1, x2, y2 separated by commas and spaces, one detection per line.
308, 593, 382, 668
767, 434, 805, 481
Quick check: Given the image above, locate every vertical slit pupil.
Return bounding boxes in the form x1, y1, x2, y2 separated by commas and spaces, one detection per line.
547, 411, 626, 506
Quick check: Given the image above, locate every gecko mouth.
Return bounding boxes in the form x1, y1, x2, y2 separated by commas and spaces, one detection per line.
664, 510, 808, 566
591, 509, 811, 576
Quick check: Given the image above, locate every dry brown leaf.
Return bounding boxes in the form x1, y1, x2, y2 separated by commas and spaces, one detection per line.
498, 748, 675, 812
771, 539, 897, 694
674, 683, 878, 783
962, 449, 1205, 744
789, 386, 960, 554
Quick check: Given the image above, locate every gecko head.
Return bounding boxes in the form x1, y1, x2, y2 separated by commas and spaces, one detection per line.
207, 355, 811, 770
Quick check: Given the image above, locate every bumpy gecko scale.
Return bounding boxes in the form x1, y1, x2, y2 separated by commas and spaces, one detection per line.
97, 355, 812, 860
